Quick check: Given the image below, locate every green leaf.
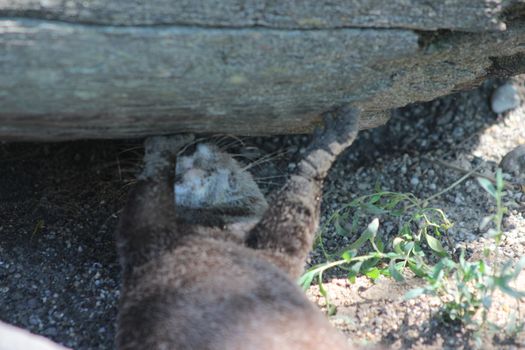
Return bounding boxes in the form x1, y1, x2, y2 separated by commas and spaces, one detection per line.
430, 260, 447, 281
361, 258, 380, 272
384, 196, 403, 210
385, 252, 400, 259
334, 218, 349, 236
403, 242, 415, 254
496, 168, 504, 191
479, 259, 486, 274
341, 250, 354, 262
374, 237, 384, 253
317, 272, 337, 316
424, 233, 447, 256
393, 237, 404, 254
479, 215, 493, 230
369, 194, 382, 204
496, 280, 525, 299
404, 288, 426, 300
318, 272, 327, 297
346, 261, 363, 283
363, 203, 387, 215
367, 218, 380, 236
327, 303, 337, 316
389, 259, 404, 282
399, 223, 412, 238
298, 270, 316, 291
477, 177, 496, 198
408, 261, 427, 278
347, 219, 378, 251
350, 210, 361, 235
347, 232, 370, 251
350, 261, 363, 274
365, 267, 381, 281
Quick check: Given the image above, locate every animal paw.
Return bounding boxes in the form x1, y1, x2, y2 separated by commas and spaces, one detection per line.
144, 134, 195, 158
313, 106, 360, 155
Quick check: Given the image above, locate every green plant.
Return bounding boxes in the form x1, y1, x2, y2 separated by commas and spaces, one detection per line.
300, 190, 454, 311
300, 169, 525, 340
408, 170, 525, 334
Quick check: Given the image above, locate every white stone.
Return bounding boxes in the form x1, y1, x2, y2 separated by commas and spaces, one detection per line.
490, 83, 520, 113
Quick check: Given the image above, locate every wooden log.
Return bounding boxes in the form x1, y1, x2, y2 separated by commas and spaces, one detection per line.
0, 0, 507, 31
0, 1, 525, 140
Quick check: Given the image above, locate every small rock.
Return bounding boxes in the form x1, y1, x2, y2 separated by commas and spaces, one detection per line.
27, 298, 39, 309
500, 144, 525, 178
29, 315, 40, 326
437, 111, 454, 126
491, 84, 520, 113
45, 327, 58, 337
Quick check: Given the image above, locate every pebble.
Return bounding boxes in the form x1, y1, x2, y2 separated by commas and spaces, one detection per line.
500, 144, 525, 177
46, 327, 58, 337
27, 298, 39, 309
491, 84, 520, 113
29, 315, 41, 326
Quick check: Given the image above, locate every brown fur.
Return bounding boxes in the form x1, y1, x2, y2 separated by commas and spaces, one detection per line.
116, 107, 367, 349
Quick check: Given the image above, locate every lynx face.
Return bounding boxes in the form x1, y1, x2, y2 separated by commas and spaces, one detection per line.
174, 143, 268, 221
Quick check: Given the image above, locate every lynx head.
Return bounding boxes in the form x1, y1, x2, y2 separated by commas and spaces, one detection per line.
174, 144, 268, 223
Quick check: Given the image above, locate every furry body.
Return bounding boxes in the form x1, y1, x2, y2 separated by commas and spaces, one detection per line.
116, 107, 362, 349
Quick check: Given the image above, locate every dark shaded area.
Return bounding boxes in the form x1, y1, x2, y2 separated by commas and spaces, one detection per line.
0, 141, 138, 348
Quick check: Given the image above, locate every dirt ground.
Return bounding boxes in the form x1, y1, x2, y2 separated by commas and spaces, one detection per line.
0, 78, 524, 349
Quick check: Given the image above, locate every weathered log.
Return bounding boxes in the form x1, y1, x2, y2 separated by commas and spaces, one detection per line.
0, 0, 508, 30
0, 1, 525, 140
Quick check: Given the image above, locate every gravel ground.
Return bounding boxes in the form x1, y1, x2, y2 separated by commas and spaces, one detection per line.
307, 77, 525, 349
1, 78, 524, 349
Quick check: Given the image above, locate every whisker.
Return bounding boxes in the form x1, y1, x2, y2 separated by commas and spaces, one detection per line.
253, 174, 287, 180
118, 146, 143, 155
116, 155, 123, 181
95, 160, 141, 170
212, 134, 246, 150
253, 180, 282, 186
178, 136, 209, 154
241, 150, 287, 171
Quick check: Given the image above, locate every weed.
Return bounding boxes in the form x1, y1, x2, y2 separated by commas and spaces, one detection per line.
300, 169, 525, 341
410, 170, 525, 339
